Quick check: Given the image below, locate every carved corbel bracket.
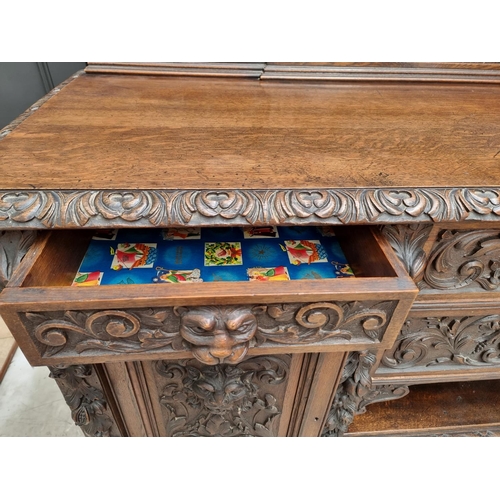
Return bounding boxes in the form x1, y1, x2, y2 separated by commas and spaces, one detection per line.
0, 230, 37, 290
322, 350, 409, 436
382, 224, 432, 282
49, 364, 115, 437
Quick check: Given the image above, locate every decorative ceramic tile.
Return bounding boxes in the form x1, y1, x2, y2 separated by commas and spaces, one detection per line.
162, 228, 201, 240
111, 243, 157, 270
152, 268, 203, 283
247, 266, 290, 281
204, 242, 243, 266
72, 271, 103, 286
282, 240, 329, 265
331, 261, 355, 277
243, 226, 279, 238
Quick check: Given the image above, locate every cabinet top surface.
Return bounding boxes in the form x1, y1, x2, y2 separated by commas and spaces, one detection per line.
2, 73, 500, 191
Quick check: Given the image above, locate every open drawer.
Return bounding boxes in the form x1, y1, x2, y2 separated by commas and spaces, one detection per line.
0, 226, 417, 366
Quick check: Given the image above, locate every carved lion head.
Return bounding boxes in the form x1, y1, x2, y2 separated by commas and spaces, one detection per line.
174, 306, 258, 365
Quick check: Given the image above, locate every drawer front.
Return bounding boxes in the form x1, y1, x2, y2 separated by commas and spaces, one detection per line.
373, 298, 500, 385
8, 299, 403, 365
0, 226, 417, 366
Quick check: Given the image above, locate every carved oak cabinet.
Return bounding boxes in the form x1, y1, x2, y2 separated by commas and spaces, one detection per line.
1, 62, 500, 437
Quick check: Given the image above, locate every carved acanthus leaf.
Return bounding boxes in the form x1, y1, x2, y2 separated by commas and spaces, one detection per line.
257, 301, 392, 344
382, 224, 432, 281
322, 351, 409, 437
23, 308, 182, 357
0, 230, 37, 290
49, 364, 114, 437
381, 315, 500, 370
423, 229, 500, 290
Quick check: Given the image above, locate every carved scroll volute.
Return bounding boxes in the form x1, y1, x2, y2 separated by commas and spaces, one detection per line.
423, 229, 500, 290
174, 306, 259, 365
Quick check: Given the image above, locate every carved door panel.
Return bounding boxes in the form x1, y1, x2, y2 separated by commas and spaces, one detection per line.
139, 354, 305, 437
53, 352, 349, 437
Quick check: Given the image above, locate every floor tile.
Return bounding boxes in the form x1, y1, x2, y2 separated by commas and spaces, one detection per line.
0, 349, 83, 437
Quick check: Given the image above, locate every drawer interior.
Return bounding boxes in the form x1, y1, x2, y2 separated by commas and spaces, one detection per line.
16, 226, 398, 289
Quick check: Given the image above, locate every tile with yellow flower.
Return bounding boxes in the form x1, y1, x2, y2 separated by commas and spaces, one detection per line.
204, 242, 243, 266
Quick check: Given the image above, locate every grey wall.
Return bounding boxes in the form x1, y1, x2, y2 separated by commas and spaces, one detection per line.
0, 62, 86, 129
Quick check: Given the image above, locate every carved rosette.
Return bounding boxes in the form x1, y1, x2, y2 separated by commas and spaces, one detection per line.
21, 301, 393, 363
0, 230, 37, 290
322, 351, 409, 437
382, 224, 432, 281
423, 229, 500, 291
0, 188, 500, 229
49, 364, 115, 437
155, 355, 290, 437
381, 315, 500, 370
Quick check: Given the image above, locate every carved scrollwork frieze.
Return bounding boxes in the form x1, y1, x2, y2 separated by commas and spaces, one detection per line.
21, 300, 394, 364
257, 301, 392, 343
24, 308, 184, 358
423, 229, 500, 291
155, 355, 290, 436
48, 364, 115, 437
381, 315, 500, 370
1, 188, 500, 229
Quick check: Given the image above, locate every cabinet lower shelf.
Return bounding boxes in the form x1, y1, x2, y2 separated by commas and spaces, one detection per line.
345, 379, 500, 437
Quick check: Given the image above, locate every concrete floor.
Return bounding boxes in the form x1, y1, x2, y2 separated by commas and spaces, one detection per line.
0, 347, 83, 437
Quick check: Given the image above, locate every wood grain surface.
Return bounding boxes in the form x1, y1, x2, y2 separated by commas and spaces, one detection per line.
1, 74, 500, 190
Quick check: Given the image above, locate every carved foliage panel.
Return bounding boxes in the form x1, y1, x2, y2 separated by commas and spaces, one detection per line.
152, 355, 291, 437
49, 364, 119, 437
0, 188, 500, 229
20, 300, 395, 364
422, 229, 500, 291
380, 315, 500, 371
